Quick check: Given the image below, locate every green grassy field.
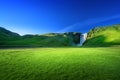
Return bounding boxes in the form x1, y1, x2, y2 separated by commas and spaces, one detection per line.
0, 47, 120, 80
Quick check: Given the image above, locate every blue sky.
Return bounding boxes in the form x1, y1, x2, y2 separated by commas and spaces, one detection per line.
0, 0, 120, 35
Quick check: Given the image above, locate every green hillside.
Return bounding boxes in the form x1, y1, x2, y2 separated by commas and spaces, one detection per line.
9, 34, 72, 47
0, 27, 20, 40
84, 25, 120, 47
0, 27, 20, 45
0, 27, 81, 47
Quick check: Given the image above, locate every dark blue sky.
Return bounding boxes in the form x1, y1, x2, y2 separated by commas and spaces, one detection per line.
0, 0, 120, 35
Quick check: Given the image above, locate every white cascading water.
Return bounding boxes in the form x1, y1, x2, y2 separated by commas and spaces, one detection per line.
78, 33, 87, 46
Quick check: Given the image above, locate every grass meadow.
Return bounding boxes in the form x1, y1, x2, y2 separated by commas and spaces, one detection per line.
0, 47, 120, 80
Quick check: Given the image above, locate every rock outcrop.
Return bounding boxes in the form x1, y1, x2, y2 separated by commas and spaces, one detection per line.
64, 32, 81, 45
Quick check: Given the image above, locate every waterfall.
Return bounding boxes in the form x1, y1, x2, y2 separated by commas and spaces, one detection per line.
78, 33, 87, 46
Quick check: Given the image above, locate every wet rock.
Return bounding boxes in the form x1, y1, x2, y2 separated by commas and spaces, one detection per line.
64, 32, 81, 44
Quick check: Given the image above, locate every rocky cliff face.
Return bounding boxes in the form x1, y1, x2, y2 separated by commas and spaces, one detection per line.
64, 32, 81, 45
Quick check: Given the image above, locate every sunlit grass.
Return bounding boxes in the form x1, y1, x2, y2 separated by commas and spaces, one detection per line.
0, 47, 120, 80
85, 26, 120, 46
100, 29, 120, 42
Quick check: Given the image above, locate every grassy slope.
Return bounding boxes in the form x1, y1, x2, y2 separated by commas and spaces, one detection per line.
0, 32, 72, 47
0, 47, 120, 80
84, 25, 120, 46
0, 27, 81, 47
0, 27, 74, 47
6, 34, 72, 47
0, 27, 20, 45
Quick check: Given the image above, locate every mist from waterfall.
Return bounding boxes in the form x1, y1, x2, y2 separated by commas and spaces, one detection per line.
78, 33, 87, 46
